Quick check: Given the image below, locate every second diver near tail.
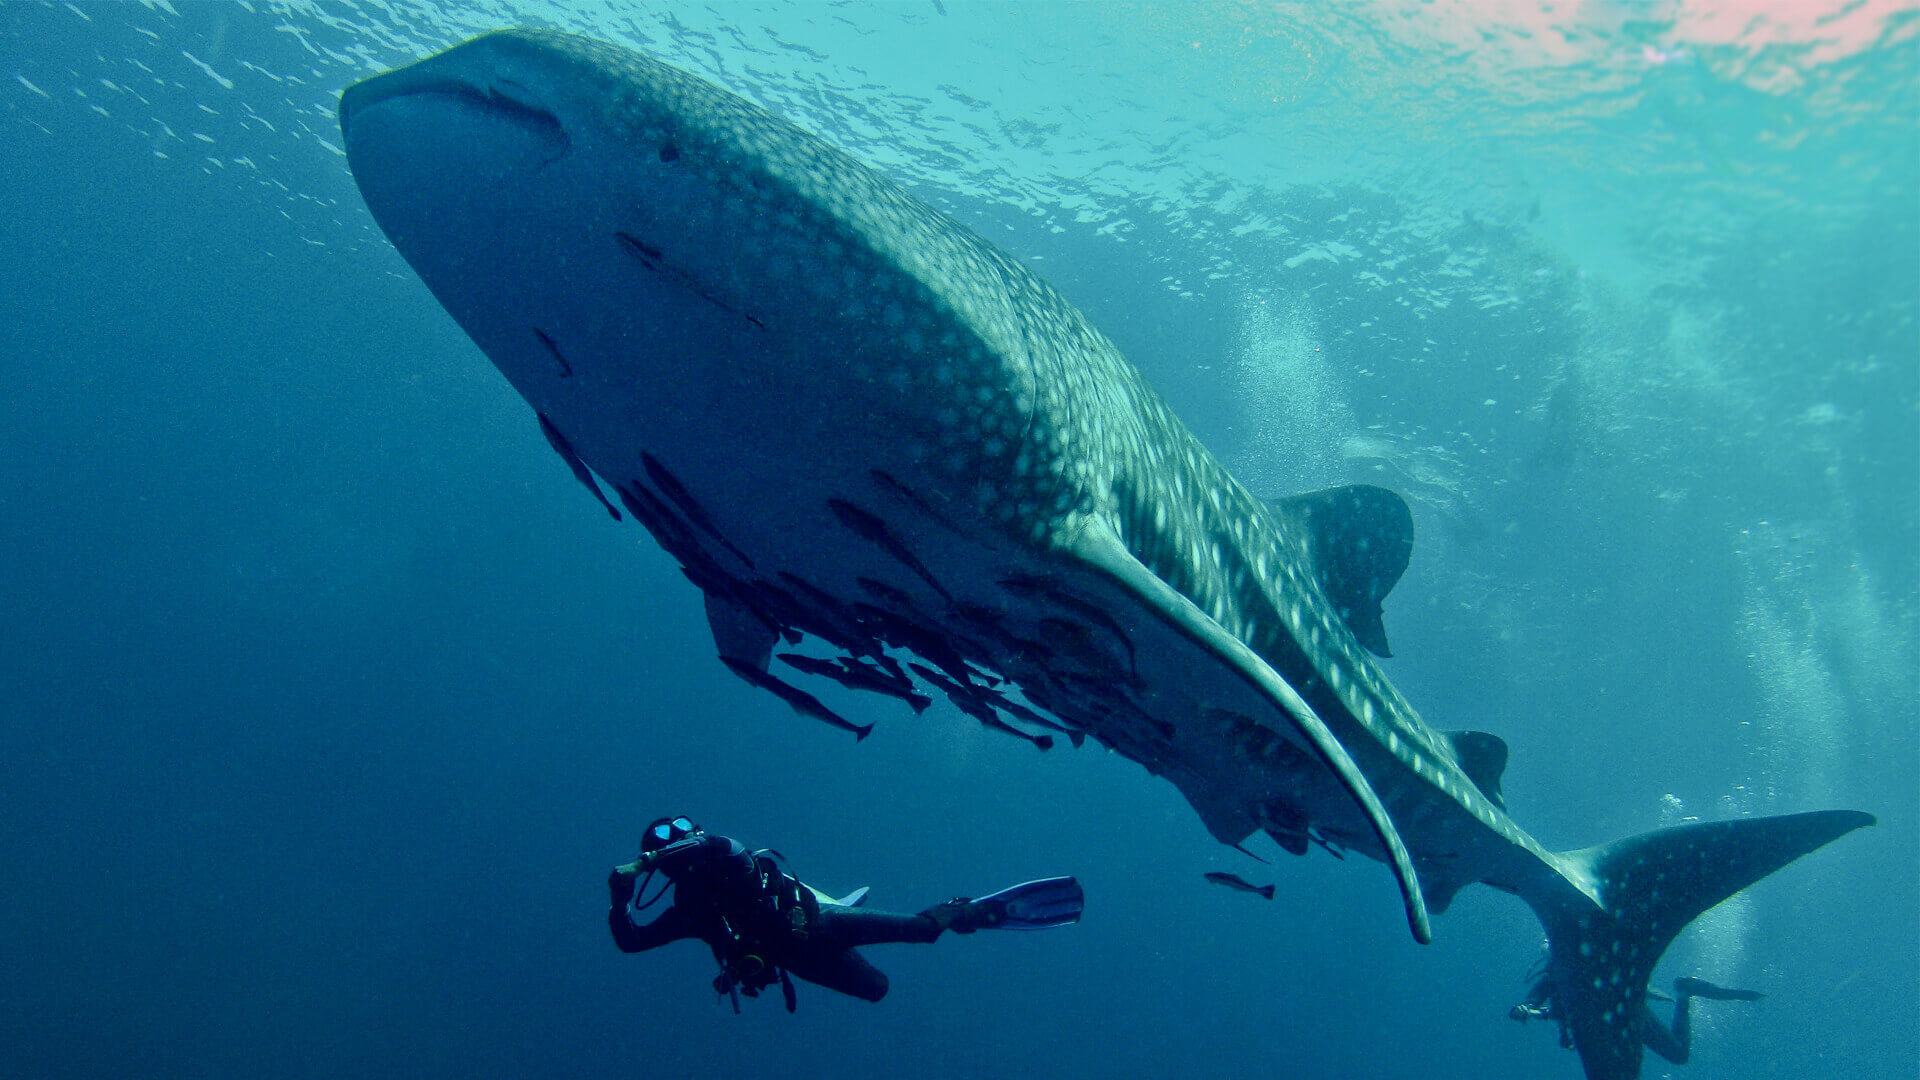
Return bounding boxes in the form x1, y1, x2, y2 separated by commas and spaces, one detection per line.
608, 815, 1082, 1011
1511, 949, 1765, 1066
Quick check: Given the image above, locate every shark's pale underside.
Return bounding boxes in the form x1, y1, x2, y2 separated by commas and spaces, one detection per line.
340, 30, 1871, 1079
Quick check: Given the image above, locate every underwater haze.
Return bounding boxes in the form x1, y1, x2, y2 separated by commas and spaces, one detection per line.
2, 3, 1914, 1079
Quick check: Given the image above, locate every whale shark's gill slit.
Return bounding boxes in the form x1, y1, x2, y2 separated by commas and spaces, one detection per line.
531, 327, 572, 377
641, 452, 753, 568
869, 470, 965, 534
618, 232, 664, 265
828, 499, 951, 601
614, 231, 768, 330
1036, 616, 1133, 684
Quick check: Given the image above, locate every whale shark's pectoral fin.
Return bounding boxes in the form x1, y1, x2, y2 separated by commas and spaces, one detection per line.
1272, 485, 1412, 657
1066, 516, 1433, 943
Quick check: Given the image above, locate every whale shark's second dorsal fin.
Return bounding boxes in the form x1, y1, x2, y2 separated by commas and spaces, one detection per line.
1442, 729, 1509, 811
1270, 485, 1413, 657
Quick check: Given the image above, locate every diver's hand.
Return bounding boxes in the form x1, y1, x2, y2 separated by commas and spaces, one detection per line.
609, 858, 649, 906
613, 851, 656, 877
609, 869, 633, 906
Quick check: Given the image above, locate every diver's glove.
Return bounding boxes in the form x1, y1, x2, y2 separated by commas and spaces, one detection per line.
609, 870, 634, 906
609, 857, 648, 905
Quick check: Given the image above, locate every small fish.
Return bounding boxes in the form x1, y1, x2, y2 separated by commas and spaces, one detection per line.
829, 498, 950, 601
536, 412, 621, 520
777, 651, 934, 713
720, 656, 872, 741
643, 452, 753, 566
990, 689, 1085, 747
908, 662, 1054, 751
1205, 872, 1276, 900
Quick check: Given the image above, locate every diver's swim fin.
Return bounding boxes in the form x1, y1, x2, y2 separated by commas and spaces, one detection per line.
967, 876, 1083, 930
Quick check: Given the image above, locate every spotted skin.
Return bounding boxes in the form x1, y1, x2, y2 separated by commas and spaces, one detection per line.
341, 30, 1873, 1079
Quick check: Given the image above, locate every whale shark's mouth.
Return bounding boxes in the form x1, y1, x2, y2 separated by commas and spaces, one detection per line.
341, 51, 570, 161
341, 79, 571, 209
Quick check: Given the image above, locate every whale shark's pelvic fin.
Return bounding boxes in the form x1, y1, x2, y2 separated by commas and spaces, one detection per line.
1269, 484, 1412, 658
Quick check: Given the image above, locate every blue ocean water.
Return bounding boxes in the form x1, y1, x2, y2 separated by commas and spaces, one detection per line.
1, 3, 1913, 1078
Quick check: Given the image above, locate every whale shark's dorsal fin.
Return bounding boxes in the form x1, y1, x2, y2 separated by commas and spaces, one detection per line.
1442, 729, 1509, 811
1269, 485, 1413, 657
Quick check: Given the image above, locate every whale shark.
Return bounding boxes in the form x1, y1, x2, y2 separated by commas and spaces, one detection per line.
340, 30, 1872, 1079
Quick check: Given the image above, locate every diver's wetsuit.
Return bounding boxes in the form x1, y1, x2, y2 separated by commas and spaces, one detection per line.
608, 832, 944, 1003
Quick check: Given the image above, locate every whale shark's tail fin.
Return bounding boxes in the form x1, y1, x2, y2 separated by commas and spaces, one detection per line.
1531, 809, 1872, 1080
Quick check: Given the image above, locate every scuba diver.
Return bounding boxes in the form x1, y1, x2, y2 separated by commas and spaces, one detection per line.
608, 816, 1082, 1012
1511, 956, 1765, 1065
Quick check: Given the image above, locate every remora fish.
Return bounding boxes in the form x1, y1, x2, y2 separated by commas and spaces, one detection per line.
340, 30, 1872, 1079
1205, 871, 1277, 900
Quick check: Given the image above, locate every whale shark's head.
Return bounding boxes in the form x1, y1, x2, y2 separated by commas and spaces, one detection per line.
340, 29, 832, 415
340, 29, 1061, 528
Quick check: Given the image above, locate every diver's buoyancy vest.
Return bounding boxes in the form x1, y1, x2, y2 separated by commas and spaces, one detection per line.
711, 850, 814, 1011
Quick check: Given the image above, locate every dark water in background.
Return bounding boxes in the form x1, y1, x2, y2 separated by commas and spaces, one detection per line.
2, 3, 1914, 1078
